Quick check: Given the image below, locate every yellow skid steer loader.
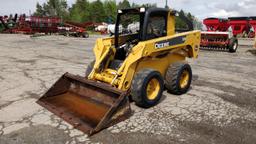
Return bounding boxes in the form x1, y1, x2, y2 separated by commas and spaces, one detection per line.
37, 7, 201, 136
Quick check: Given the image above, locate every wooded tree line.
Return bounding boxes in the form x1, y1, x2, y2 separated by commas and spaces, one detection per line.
34, 0, 202, 29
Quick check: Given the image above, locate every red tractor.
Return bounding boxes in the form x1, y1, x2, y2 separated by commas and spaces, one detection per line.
201, 18, 238, 53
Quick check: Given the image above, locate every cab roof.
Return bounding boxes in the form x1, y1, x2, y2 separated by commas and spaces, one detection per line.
118, 7, 176, 15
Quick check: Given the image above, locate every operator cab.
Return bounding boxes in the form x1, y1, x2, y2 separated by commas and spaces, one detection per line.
114, 7, 171, 61
110, 7, 193, 70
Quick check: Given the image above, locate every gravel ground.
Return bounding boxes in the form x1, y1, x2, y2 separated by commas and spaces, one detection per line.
0, 34, 256, 144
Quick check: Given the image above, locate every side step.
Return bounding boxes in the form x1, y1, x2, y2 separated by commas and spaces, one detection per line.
37, 73, 131, 136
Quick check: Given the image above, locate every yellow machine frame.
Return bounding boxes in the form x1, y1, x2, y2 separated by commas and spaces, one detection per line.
88, 11, 201, 91
37, 8, 201, 136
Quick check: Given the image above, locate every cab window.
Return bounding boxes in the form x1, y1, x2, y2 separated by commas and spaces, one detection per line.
146, 15, 167, 40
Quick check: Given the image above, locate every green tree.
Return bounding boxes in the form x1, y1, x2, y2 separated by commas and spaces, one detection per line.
175, 9, 203, 30
69, 5, 83, 22
103, 0, 117, 23
34, 2, 45, 16
33, 0, 202, 29
69, 0, 90, 22
89, 0, 106, 22
131, 2, 140, 8
34, 0, 69, 19
118, 0, 130, 9
175, 10, 187, 29
187, 12, 194, 22
193, 17, 203, 30
187, 12, 202, 30
141, 3, 157, 8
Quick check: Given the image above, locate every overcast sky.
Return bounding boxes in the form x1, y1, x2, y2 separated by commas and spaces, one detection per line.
0, 0, 256, 20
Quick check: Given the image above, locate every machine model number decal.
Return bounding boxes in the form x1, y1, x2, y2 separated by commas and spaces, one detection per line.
155, 36, 186, 49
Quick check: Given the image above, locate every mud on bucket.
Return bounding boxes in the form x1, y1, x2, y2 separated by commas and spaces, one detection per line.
37, 73, 131, 136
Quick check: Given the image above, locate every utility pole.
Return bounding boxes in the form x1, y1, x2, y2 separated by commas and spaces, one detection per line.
165, 0, 169, 9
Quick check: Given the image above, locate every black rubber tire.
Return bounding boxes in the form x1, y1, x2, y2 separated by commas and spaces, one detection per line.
85, 60, 95, 78
165, 62, 192, 95
131, 69, 164, 108
83, 32, 89, 38
228, 37, 238, 53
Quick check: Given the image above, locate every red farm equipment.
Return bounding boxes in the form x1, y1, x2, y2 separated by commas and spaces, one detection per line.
10, 14, 33, 34
65, 21, 107, 35
29, 16, 61, 34
3, 14, 61, 34
249, 17, 256, 38
1, 14, 89, 38
228, 17, 251, 38
201, 18, 238, 53
0, 16, 8, 32
0, 14, 18, 33
58, 21, 89, 38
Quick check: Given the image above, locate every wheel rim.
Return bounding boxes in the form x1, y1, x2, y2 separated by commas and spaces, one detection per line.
179, 70, 189, 89
146, 78, 160, 100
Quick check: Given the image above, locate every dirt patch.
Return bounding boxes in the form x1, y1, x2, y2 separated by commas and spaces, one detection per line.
58, 42, 69, 45
91, 130, 181, 144
193, 80, 256, 112
247, 49, 256, 56
37, 55, 86, 65
0, 76, 4, 80
14, 59, 37, 64
91, 118, 256, 144
174, 119, 256, 144
0, 125, 70, 144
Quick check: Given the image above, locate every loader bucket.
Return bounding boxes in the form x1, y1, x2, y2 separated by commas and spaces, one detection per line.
37, 73, 131, 136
